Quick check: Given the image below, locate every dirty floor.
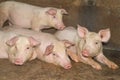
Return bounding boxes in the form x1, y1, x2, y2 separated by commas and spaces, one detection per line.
0, 49, 120, 80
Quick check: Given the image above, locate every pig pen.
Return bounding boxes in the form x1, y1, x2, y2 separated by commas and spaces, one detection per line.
0, 0, 120, 80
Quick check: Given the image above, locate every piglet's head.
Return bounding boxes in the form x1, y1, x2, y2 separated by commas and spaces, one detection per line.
46, 8, 68, 30
6, 36, 40, 65
77, 25, 111, 57
43, 41, 72, 69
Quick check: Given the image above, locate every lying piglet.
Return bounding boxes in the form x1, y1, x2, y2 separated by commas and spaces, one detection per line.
0, 1, 67, 31
0, 31, 40, 65
4, 27, 72, 69
7, 36, 40, 65
55, 25, 119, 70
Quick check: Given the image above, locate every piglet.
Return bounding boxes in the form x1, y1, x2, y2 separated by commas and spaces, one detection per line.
0, 1, 67, 31
7, 36, 40, 65
0, 31, 40, 65
55, 25, 119, 70
4, 27, 72, 69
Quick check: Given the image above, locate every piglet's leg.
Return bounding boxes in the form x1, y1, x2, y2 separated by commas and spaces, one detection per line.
80, 57, 102, 70
77, 46, 102, 70
67, 49, 79, 62
96, 53, 119, 69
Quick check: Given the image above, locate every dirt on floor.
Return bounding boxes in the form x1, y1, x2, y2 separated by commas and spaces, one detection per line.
0, 49, 120, 80
0, 0, 120, 80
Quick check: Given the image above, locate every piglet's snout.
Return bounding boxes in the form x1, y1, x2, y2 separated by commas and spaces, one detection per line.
14, 58, 24, 65
56, 24, 65, 30
59, 25, 65, 30
81, 49, 89, 57
64, 63, 72, 69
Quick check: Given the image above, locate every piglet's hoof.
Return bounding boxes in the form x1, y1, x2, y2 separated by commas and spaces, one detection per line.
92, 64, 102, 70
108, 62, 119, 69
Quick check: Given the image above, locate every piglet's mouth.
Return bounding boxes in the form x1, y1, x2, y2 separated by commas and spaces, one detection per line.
14, 60, 24, 65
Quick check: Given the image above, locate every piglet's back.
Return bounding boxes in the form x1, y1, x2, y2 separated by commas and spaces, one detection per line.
3, 26, 58, 43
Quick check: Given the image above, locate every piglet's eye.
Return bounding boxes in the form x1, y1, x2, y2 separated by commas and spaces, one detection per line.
53, 16, 56, 18
53, 53, 56, 56
95, 42, 99, 45
53, 53, 59, 57
15, 46, 17, 49
26, 47, 30, 49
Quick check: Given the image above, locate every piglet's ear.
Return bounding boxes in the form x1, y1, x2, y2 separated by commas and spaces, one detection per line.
44, 44, 54, 56
29, 37, 40, 47
61, 9, 68, 14
46, 8, 57, 16
62, 40, 74, 48
77, 24, 88, 38
6, 36, 18, 46
98, 28, 111, 43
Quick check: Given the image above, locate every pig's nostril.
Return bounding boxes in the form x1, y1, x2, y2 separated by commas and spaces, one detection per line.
14, 58, 23, 65
64, 64, 72, 69
56, 25, 65, 30
67, 65, 72, 69
60, 26, 65, 30
59, 26, 63, 29
82, 49, 89, 57
15, 60, 21, 63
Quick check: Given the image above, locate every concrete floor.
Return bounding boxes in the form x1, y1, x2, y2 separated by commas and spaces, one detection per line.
0, 0, 120, 80
0, 49, 120, 80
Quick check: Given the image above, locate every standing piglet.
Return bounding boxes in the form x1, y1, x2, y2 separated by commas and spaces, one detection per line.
4, 27, 72, 69
0, 31, 40, 65
0, 1, 67, 31
55, 25, 119, 70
